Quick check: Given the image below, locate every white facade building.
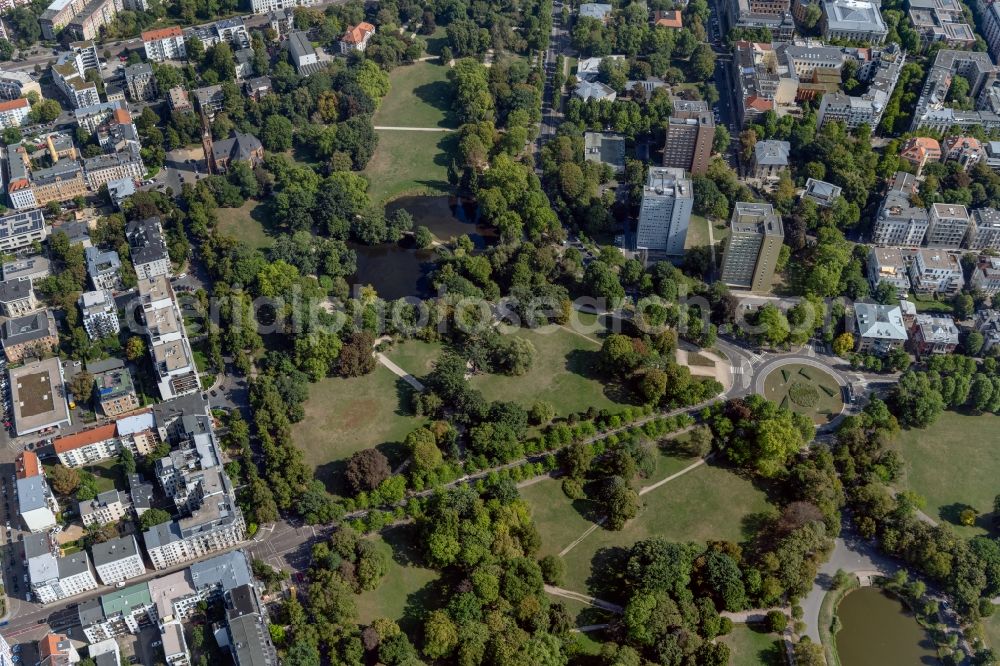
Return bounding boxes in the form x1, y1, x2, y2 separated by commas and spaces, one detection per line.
91, 535, 145, 585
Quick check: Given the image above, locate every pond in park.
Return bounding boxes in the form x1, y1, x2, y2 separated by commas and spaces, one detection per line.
835, 587, 937, 666
351, 196, 493, 300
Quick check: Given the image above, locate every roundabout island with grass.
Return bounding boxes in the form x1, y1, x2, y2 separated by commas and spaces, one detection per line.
760, 362, 846, 425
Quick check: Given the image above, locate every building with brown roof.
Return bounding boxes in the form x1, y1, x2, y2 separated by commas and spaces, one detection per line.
339, 21, 375, 53
900, 137, 941, 175
53, 423, 118, 467
142, 25, 186, 61
652, 9, 683, 27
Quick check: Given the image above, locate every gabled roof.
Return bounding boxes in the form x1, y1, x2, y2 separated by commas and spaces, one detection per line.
855, 302, 908, 341
142, 26, 183, 41
52, 423, 117, 454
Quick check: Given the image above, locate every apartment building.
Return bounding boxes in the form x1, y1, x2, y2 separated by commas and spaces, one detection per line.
720, 202, 785, 293
854, 302, 908, 355
26, 532, 99, 603
0, 278, 36, 317
224, 584, 278, 666
663, 98, 714, 175
145, 416, 244, 570
2, 309, 58, 363
94, 367, 140, 417
79, 489, 130, 528
52, 43, 101, 108
124, 63, 156, 101
74, 100, 125, 132
249, 0, 315, 14
908, 248, 965, 295
37, 634, 79, 664
85, 246, 122, 291
53, 423, 119, 467
192, 85, 224, 120
635, 167, 693, 257
0, 70, 41, 101
975, 308, 1000, 352
16, 451, 57, 533
90, 537, 145, 586
139, 276, 199, 401
816, 43, 904, 129
872, 172, 929, 246
78, 581, 155, 642
926, 203, 971, 247
910, 313, 960, 354
971, 255, 1000, 296
65, 0, 124, 40
722, 0, 794, 40
943, 136, 984, 169
84, 144, 145, 189
127, 217, 171, 279
908, 0, 975, 48
910, 49, 1000, 132
185, 18, 250, 49
79, 289, 120, 340
0, 98, 30, 129
142, 26, 186, 61
967, 208, 1000, 250
866, 247, 911, 296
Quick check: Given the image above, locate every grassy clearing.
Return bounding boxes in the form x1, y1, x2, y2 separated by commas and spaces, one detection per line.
909, 293, 956, 314
684, 214, 714, 249
984, 611, 1000, 651
382, 339, 444, 378
470, 326, 631, 417
897, 411, 1000, 535
523, 462, 771, 595
355, 524, 440, 637
761, 363, 844, 425
374, 61, 457, 129
363, 130, 456, 204
292, 365, 424, 495
422, 26, 449, 56
721, 624, 785, 666
215, 201, 273, 250
544, 592, 616, 629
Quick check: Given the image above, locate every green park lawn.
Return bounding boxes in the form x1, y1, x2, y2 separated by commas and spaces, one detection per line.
684, 214, 713, 250
215, 201, 273, 250
382, 339, 444, 379
374, 60, 457, 129
721, 624, 785, 666
292, 365, 423, 495
522, 462, 771, 595
897, 411, 1000, 535
983, 611, 1000, 651
363, 129, 456, 204
470, 326, 630, 417
761, 363, 844, 425
364, 61, 458, 203
355, 525, 440, 637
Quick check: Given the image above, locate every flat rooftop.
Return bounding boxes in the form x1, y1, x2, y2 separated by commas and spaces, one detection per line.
9, 357, 70, 436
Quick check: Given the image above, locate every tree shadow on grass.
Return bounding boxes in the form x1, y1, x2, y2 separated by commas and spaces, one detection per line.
393, 377, 417, 418
381, 523, 427, 568
586, 546, 630, 603
412, 81, 456, 127
399, 577, 446, 638
940, 502, 977, 527
565, 348, 636, 406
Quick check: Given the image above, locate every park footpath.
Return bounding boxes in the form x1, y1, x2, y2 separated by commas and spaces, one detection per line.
342, 395, 726, 521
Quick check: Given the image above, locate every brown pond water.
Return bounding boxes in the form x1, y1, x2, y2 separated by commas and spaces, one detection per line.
835, 587, 938, 666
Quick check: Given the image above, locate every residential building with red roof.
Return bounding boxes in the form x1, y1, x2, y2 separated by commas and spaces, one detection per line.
142, 25, 187, 61
0, 97, 30, 129
339, 21, 375, 53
